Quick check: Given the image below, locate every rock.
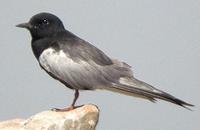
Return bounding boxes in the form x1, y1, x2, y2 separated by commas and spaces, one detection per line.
0, 104, 99, 130
0, 119, 24, 130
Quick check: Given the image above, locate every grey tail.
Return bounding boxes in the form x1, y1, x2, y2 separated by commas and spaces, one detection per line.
111, 82, 194, 110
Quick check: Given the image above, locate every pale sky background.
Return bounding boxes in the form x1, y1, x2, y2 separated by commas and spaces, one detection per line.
0, 0, 199, 130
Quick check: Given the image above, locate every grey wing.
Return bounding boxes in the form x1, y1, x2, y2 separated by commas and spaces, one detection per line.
39, 48, 110, 90
39, 37, 135, 90
39, 37, 153, 90
57, 38, 137, 88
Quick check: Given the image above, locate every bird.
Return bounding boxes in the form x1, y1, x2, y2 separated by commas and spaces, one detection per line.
16, 12, 193, 111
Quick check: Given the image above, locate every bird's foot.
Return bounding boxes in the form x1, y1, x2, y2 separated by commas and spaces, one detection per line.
51, 106, 76, 112
51, 105, 83, 112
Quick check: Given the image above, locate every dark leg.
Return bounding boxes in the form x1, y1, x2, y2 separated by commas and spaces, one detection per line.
71, 89, 79, 107
52, 89, 80, 112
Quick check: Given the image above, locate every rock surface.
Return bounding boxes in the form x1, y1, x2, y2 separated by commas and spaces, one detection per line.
0, 104, 99, 130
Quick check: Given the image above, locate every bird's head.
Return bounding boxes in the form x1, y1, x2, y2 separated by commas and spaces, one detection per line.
16, 12, 65, 39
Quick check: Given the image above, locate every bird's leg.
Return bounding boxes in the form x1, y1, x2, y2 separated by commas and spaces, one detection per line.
71, 89, 79, 107
52, 90, 79, 112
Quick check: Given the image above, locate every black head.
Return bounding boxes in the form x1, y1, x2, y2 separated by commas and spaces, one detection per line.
16, 12, 65, 40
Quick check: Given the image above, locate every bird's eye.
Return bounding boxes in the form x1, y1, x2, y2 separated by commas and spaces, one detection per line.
32, 19, 50, 29
34, 19, 49, 29
42, 19, 49, 25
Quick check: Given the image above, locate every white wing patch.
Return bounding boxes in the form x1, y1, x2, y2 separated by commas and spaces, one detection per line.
38, 48, 103, 89
39, 48, 74, 73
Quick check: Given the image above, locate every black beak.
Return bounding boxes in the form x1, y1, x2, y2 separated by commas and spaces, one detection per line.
16, 22, 32, 29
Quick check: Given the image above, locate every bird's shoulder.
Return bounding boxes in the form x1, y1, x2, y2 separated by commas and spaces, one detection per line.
53, 31, 114, 66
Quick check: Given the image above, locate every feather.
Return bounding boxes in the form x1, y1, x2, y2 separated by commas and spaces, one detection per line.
110, 80, 194, 110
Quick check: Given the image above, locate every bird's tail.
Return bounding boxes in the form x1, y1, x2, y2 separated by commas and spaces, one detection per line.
107, 78, 194, 110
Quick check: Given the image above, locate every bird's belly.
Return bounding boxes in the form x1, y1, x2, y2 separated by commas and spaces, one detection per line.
39, 48, 107, 90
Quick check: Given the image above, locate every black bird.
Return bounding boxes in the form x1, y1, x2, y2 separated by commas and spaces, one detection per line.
16, 12, 193, 111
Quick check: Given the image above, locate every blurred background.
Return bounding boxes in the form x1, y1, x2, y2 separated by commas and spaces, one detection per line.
0, 0, 199, 130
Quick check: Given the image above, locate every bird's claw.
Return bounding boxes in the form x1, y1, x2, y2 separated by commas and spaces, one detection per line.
51, 106, 77, 112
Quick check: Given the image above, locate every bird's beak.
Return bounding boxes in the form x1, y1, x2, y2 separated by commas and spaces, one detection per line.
16, 22, 32, 29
